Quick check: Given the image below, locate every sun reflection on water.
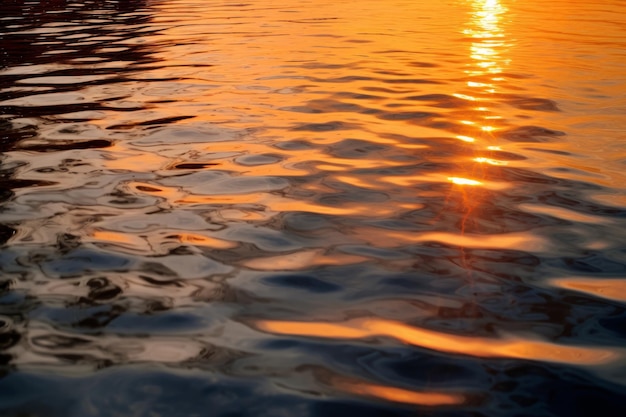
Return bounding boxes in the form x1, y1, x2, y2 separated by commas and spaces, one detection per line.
447, 0, 511, 193
465, 0, 510, 130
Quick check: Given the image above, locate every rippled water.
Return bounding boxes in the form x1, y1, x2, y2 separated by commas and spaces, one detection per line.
1, 0, 626, 415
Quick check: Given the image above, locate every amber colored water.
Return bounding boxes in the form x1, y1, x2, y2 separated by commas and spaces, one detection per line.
1, 0, 626, 416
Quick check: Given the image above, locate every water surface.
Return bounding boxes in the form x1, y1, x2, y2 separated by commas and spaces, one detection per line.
1, 0, 626, 416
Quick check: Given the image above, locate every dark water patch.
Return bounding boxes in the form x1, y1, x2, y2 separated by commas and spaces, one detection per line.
0, 225, 16, 247
291, 121, 360, 132
456, 204, 570, 234
170, 162, 221, 169
16, 139, 112, 152
306, 75, 443, 85
0, 179, 57, 191
382, 78, 444, 85
330, 91, 383, 100
338, 245, 409, 260
107, 115, 196, 130
502, 96, 561, 112
31, 334, 92, 350
501, 126, 566, 142
30, 303, 123, 332
376, 110, 439, 122
105, 309, 212, 334
537, 190, 626, 217
485, 166, 596, 187
0, 331, 20, 352
408, 61, 440, 68
299, 62, 349, 70
474, 150, 527, 161
0, 280, 12, 294
235, 154, 283, 166
273, 140, 315, 151
308, 75, 375, 84
86, 277, 123, 301
0, 103, 145, 118
325, 138, 391, 159
286, 99, 374, 114
0, 121, 38, 152
0, 368, 315, 417
403, 94, 472, 108
263, 275, 341, 293
491, 363, 626, 417
361, 86, 417, 94
41, 249, 134, 279
525, 147, 572, 156
55, 233, 81, 255
279, 212, 336, 232
548, 251, 626, 275
318, 191, 388, 205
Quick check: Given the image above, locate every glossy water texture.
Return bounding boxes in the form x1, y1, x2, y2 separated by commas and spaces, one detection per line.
1, 0, 626, 416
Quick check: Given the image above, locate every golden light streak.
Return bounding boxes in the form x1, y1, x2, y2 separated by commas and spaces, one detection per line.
550, 278, 626, 303
257, 318, 618, 365
92, 230, 142, 245
334, 379, 465, 406
474, 157, 507, 166
456, 135, 476, 142
448, 177, 482, 186
453, 93, 478, 101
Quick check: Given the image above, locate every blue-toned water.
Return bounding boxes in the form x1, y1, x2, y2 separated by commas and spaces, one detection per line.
1, 0, 626, 416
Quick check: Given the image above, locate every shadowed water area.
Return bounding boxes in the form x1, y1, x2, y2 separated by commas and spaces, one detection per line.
1, 0, 626, 415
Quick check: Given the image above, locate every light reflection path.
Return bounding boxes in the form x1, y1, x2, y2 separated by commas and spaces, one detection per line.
450, 0, 510, 185
445, 0, 512, 243
257, 318, 620, 366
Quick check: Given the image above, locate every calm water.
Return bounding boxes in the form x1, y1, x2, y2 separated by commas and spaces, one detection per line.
1, 0, 626, 415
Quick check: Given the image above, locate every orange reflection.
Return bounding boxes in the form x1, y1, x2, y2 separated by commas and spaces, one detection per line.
257, 318, 618, 365
243, 249, 366, 271
398, 231, 546, 251
333, 378, 465, 406
550, 278, 626, 303
463, 0, 509, 137
129, 181, 185, 201
176, 232, 237, 249
473, 156, 507, 166
179, 193, 358, 214
448, 177, 482, 186
440, 0, 512, 244
463, 0, 509, 78
91, 230, 145, 246
454, 0, 509, 149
